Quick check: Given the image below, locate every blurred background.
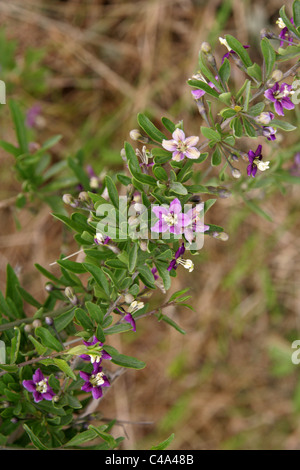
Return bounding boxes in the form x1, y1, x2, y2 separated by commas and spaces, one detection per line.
0, 0, 300, 450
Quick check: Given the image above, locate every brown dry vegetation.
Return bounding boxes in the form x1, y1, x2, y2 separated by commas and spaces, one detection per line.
0, 0, 300, 450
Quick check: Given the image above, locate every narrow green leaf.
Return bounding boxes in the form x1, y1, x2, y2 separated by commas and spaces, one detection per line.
10, 327, 21, 364
151, 433, 175, 450
83, 263, 110, 297
161, 117, 176, 133
225, 34, 253, 67
35, 326, 63, 352
293, 0, 300, 27
261, 38, 276, 78
75, 307, 94, 330
9, 100, 28, 154
105, 175, 119, 208
128, 243, 138, 274
188, 79, 219, 98
137, 113, 166, 143
160, 314, 186, 334
23, 424, 49, 450
53, 358, 76, 380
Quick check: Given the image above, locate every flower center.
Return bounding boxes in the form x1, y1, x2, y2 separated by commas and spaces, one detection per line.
177, 141, 187, 153
163, 212, 178, 226
36, 379, 48, 394
90, 372, 105, 387
276, 85, 291, 99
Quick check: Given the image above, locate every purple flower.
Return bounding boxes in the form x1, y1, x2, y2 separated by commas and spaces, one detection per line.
25, 104, 41, 128
80, 336, 112, 364
151, 267, 159, 280
94, 233, 111, 245
184, 203, 209, 243
247, 145, 270, 177
23, 368, 55, 403
123, 312, 136, 332
151, 198, 192, 235
162, 129, 200, 161
277, 17, 294, 46
80, 362, 110, 399
191, 89, 206, 100
255, 112, 274, 125
264, 82, 295, 116
262, 126, 277, 141
167, 243, 185, 271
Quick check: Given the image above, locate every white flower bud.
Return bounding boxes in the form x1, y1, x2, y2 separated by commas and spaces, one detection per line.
231, 168, 241, 179
257, 161, 270, 171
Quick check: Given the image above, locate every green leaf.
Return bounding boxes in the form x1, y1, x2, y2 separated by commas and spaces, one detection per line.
104, 346, 146, 369
225, 34, 253, 67
270, 119, 297, 131
170, 182, 188, 195
65, 428, 99, 447
161, 117, 176, 133
105, 175, 119, 208
67, 154, 90, 190
246, 63, 262, 83
198, 51, 223, 91
10, 327, 21, 364
160, 314, 186, 334
293, 0, 300, 27
137, 265, 156, 289
86, 301, 104, 324
153, 166, 168, 181
9, 100, 28, 154
279, 5, 300, 37
83, 263, 110, 297
218, 58, 231, 84
218, 92, 232, 106
52, 358, 76, 380
137, 113, 166, 143
75, 307, 94, 330
188, 79, 219, 98
57, 259, 87, 274
23, 424, 49, 450
35, 326, 63, 352
211, 147, 222, 166
124, 141, 141, 173
261, 38, 276, 79
169, 287, 190, 302
204, 199, 217, 213
200, 126, 221, 141
16, 286, 42, 308
88, 425, 116, 448
128, 243, 138, 274
6, 264, 24, 316
0, 140, 20, 158
54, 309, 75, 332
243, 118, 257, 138
151, 433, 175, 450
28, 335, 48, 355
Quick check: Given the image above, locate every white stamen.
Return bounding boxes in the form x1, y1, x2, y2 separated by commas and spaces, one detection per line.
257, 161, 270, 171
276, 17, 286, 29
90, 372, 105, 387
162, 213, 178, 226
177, 258, 194, 272
36, 379, 48, 394
219, 37, 231, 51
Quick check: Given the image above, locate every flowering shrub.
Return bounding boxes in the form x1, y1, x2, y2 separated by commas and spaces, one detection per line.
0, 1, 299, 450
